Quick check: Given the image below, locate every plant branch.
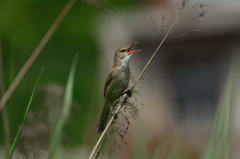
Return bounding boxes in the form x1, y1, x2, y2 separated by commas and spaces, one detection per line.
0, 0, 77, 111
89, 8, 184, 159
89, 94, 129, 159
133, 10, 183, 88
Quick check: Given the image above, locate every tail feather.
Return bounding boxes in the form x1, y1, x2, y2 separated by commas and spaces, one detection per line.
95, 105, 109, 133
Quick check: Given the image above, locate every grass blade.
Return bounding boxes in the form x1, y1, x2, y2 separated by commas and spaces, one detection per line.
10, 68, 44, 159
201, 47, 239, 159
48, 54, 79, 159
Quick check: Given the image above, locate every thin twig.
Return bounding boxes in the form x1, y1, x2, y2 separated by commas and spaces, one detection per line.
0, 0, 77, 111
161, 14, 165, 34
150, 17, 160, 38
133, 11, 183, 88
89, 7, 184, 159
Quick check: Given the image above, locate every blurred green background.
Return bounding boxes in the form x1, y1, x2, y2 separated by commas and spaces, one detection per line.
1, 0, 240, 159
0, 0, 137, 147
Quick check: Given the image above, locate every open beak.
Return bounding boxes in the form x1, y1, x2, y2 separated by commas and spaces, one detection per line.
127, 41, 141, 55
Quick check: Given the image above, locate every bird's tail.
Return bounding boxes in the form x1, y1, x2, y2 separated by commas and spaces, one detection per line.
95, 104, 109, 133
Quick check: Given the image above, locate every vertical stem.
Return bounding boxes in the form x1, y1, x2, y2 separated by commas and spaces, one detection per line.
0, 33, 11, 159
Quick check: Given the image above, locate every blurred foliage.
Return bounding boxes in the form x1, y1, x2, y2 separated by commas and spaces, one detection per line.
0, 0, 238, 159
0, 0, 136, 147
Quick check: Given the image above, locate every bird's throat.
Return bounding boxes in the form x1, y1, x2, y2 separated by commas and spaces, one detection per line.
113, 55, 131, 68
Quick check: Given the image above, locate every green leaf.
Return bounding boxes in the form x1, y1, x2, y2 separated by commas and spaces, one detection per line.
10, 67, 44, 159
48, 54, 79, 159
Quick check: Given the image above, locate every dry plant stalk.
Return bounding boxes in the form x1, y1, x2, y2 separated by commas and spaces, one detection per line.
0, 0, 77, 112
88, 4, 185, 159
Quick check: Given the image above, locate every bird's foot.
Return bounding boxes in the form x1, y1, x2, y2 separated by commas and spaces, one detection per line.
110, 106, 118, 119
122, 89, 132, 97
112, 113, 118, 119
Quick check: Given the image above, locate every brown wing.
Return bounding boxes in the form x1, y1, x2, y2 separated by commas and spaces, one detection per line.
104, 70, 114, 97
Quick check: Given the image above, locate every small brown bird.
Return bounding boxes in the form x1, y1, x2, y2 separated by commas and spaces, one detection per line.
95, 42, 141, 133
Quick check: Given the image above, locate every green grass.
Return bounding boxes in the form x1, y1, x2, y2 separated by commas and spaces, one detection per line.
201, 74, 233, 159
10, 68, 44, 159
201, 50, 239, 159
9, 53, 78, 159
47, 54, 79, 159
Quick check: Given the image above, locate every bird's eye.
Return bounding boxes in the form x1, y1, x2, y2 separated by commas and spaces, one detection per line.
120, 49, 126, 52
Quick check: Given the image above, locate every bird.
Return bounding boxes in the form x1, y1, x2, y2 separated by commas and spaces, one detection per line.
95, 42, 141, 133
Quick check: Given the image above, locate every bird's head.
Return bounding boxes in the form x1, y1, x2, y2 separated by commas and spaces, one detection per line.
113, 41, 141, 67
